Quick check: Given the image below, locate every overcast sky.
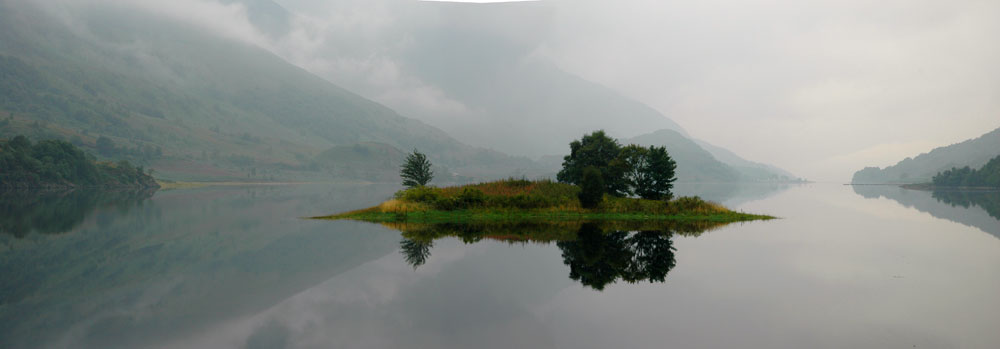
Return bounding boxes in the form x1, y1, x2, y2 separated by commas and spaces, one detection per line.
272, 0, 1000, 181
36, 0, 1000, 181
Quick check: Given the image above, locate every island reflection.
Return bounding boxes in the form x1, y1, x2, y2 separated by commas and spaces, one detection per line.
389, 220, 731, 290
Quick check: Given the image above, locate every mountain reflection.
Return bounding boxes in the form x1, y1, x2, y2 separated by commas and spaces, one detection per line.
0, 189, 156, 238
931, 190, 1000, 220
392, 220, 725, 290
852, 185, 1000, 239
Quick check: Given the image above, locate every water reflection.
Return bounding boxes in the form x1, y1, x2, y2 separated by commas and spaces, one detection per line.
0, 184, 402, 349
673, 182, 798, 207
558, 224, 675, 290
0, 189, 156, 237
931, 190, 1000, 220
852, 185, 1000, 239
391, 220, 726, 290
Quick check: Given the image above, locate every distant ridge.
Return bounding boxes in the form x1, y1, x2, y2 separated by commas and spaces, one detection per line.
623, 129, 740, 183
852, 127, 1000, 184
622, 129, 797, 183
0, 1, 542, 181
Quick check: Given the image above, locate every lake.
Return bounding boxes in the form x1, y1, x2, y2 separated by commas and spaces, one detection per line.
2, 183, 999, 348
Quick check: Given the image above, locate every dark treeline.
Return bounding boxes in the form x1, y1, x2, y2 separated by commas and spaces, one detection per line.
558, 130, 677, 207
932, 154, 1000, 187
0, 135, 159, 189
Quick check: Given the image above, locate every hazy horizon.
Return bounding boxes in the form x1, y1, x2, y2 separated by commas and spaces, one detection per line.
16, 0, 1000, 181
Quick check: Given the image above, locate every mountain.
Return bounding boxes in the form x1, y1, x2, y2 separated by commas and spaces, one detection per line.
0, 0, 791, 184
623, 129, 740, 183
232, 0, 691, 158
852, 127, 1000, 184
238, 1, 797, 182
694, 139, 800, 181
0, 0, 541, 181
403, 2, 690, 157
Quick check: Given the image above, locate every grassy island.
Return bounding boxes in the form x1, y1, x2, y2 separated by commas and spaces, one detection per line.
313, 178, 774, 224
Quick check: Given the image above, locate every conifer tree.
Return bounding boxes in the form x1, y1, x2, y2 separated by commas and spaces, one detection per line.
401, 149, 433, 188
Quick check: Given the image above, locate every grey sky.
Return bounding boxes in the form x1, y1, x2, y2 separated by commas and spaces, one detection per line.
274, 0, 1000, 181
33, 0, 1000, 181
538, 0, 1000, 182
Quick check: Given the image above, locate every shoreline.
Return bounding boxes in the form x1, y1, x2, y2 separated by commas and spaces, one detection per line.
312, 209, 774, 224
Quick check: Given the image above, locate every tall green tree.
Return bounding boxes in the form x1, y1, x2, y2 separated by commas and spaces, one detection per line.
635, 146, 677, 200
400, 149, 433, 188
618, 144, 651, 197
578, 166, 605, 208
557, 130, 628, 196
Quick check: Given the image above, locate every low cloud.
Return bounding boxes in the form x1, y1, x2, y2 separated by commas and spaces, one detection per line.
22, 0, 1000, 181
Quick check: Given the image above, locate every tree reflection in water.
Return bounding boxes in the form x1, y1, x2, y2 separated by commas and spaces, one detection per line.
932, 189, 1000, 220
399, 238, 433, 269
0, 189, 156, 238
558, 223, 676, 290
393, 220, 717, 290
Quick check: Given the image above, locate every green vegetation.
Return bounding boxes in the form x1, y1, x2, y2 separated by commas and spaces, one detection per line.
401, 149, 434, 187
313, 178, 773, 224
579, 166, 604, 208
558, 130, 630, 196
557, 130, 677, 199
621, 144, 678, 200
0, 135, 158, 189
0, 4, 543, 182
932, 154, 1000, 188
852, 127, 1000, 184
320, 132, 768, 224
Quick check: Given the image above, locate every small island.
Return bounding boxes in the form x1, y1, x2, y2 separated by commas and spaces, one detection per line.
315, 131, 773, 224
313, 178, 772, 224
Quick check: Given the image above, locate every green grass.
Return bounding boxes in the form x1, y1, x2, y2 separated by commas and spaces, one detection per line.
311, 179, 775, 224
319, 209, 769, 223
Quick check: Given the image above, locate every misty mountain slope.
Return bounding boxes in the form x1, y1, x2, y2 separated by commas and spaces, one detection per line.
694, 139, 800, 181
852, 127, 1000, 184
402, 54, 690, 157
623, 129, 741, 183
0, 1, 540, 180
392, 2, 690, 157
312, 142, 405, 182
229, 0, 689, 158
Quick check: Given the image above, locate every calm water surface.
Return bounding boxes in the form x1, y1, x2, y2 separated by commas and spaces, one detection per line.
1, 183, 999, 348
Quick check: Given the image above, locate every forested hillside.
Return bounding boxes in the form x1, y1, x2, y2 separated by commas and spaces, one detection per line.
932, 155, 1000, 187
0, 1, 540, 182
0, 135, 157, 189
852, 127, 1000, 184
